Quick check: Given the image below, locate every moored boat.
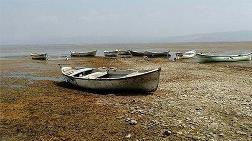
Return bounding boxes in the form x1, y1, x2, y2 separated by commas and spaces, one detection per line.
196, 53, 252, 63
104, 50, 118, 57
30, 53, 47, 60
144, 51, 170, 58
70, 50, 97, 57
118, 50, 132, 58
130, 50, 145, 57
180, 50, 196, 59
60, 66, 161, 92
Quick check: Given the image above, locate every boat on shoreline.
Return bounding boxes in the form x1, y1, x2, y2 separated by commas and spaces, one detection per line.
179, 50, 196, 59
104, 50, 118, 57
30, 53, 47, 60
130, 50, 145, 57
118, 50, 132, 58
70, 50, 97, 57
144, 51, 170, 58
196, 53, 252, 63
60, 66, 161, 92
170, 50, 196, 61
104, 50, 132, 58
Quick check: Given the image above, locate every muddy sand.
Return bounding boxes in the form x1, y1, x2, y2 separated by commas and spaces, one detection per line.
1, 44, 252, 141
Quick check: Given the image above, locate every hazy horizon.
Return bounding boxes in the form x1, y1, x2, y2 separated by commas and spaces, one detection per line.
1, 0, 252, 44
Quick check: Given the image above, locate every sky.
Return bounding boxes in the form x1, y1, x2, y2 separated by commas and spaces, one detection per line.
0, 0, 252, 44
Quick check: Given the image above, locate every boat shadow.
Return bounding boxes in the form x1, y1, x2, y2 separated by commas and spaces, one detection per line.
55, 81, 153, 96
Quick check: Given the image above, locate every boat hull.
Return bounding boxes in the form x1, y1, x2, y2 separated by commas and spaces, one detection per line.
31, 54, 47, 60
104, 51, 118, 57
144, 51, 170, 58
180, 50, 196, 59
197, 54, 251, 63
63, 68, 161, 92
130, 51, 145, 56
71, 51, 97, 57
118, 50, 132, 58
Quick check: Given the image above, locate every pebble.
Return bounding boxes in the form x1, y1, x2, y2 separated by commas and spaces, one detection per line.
162, 129, 172, 137
219, 133, 224, 137
126, 118, 138, 125
125, 133, 132, 138
125, 118, 131, 122
195, 107, 202, 110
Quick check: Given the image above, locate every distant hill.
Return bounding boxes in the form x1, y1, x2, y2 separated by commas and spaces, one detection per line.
165, 31, 252, 43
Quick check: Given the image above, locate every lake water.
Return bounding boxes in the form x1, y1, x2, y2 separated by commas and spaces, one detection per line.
0, 43, 251, 58
0, 44, 169, 58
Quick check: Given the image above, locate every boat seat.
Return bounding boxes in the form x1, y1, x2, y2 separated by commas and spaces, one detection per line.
80, 71, 108, 79
69, 68, 93, 76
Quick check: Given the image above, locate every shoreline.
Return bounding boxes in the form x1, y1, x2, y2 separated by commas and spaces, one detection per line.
1, 42, 252, 58
1, 44, 252, 140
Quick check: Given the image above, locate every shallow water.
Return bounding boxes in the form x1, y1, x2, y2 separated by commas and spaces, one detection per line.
0, 44, 167, 57
1, 43, 251, 58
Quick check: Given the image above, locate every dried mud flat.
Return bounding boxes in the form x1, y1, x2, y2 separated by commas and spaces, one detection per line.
1, 51, 252, 140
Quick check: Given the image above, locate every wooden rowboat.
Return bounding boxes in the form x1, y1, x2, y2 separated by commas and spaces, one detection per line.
118, 50, 132, 58
104, 50, 132, 58
61, 66, 161, 92
196, 53, 252, 63
30, 53, 47, 60
70, 50, 97, 57
144, 51, 170, 58
104, 50, 118, 57
130, 50, 145, 57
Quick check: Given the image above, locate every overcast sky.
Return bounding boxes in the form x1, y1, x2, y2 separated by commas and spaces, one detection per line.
1, 0, 252, 44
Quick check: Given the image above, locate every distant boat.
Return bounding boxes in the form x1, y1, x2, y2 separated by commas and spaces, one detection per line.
196, 53, 252, 63
180, 50, 196, 59
104, 50, 132, 58
130, 50, 145, 57
61, 66, 161, 92
104, 50, 118, 57
118, 50, 132, 58
70, 50, 97, 57
144, 51, 170, 58
30, 53, 47, 60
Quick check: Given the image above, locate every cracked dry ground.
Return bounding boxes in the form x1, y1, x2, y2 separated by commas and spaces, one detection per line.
1, 56, 252, 141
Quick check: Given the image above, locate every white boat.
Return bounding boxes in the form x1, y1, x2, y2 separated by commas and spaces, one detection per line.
30, 53, 47, 60
104, 50, 118, 57
61, 66, 161, 92
180, 50, 196, 59
70, 50, 97, 57
196, 53, 252, 63
104, 50, 132, 58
